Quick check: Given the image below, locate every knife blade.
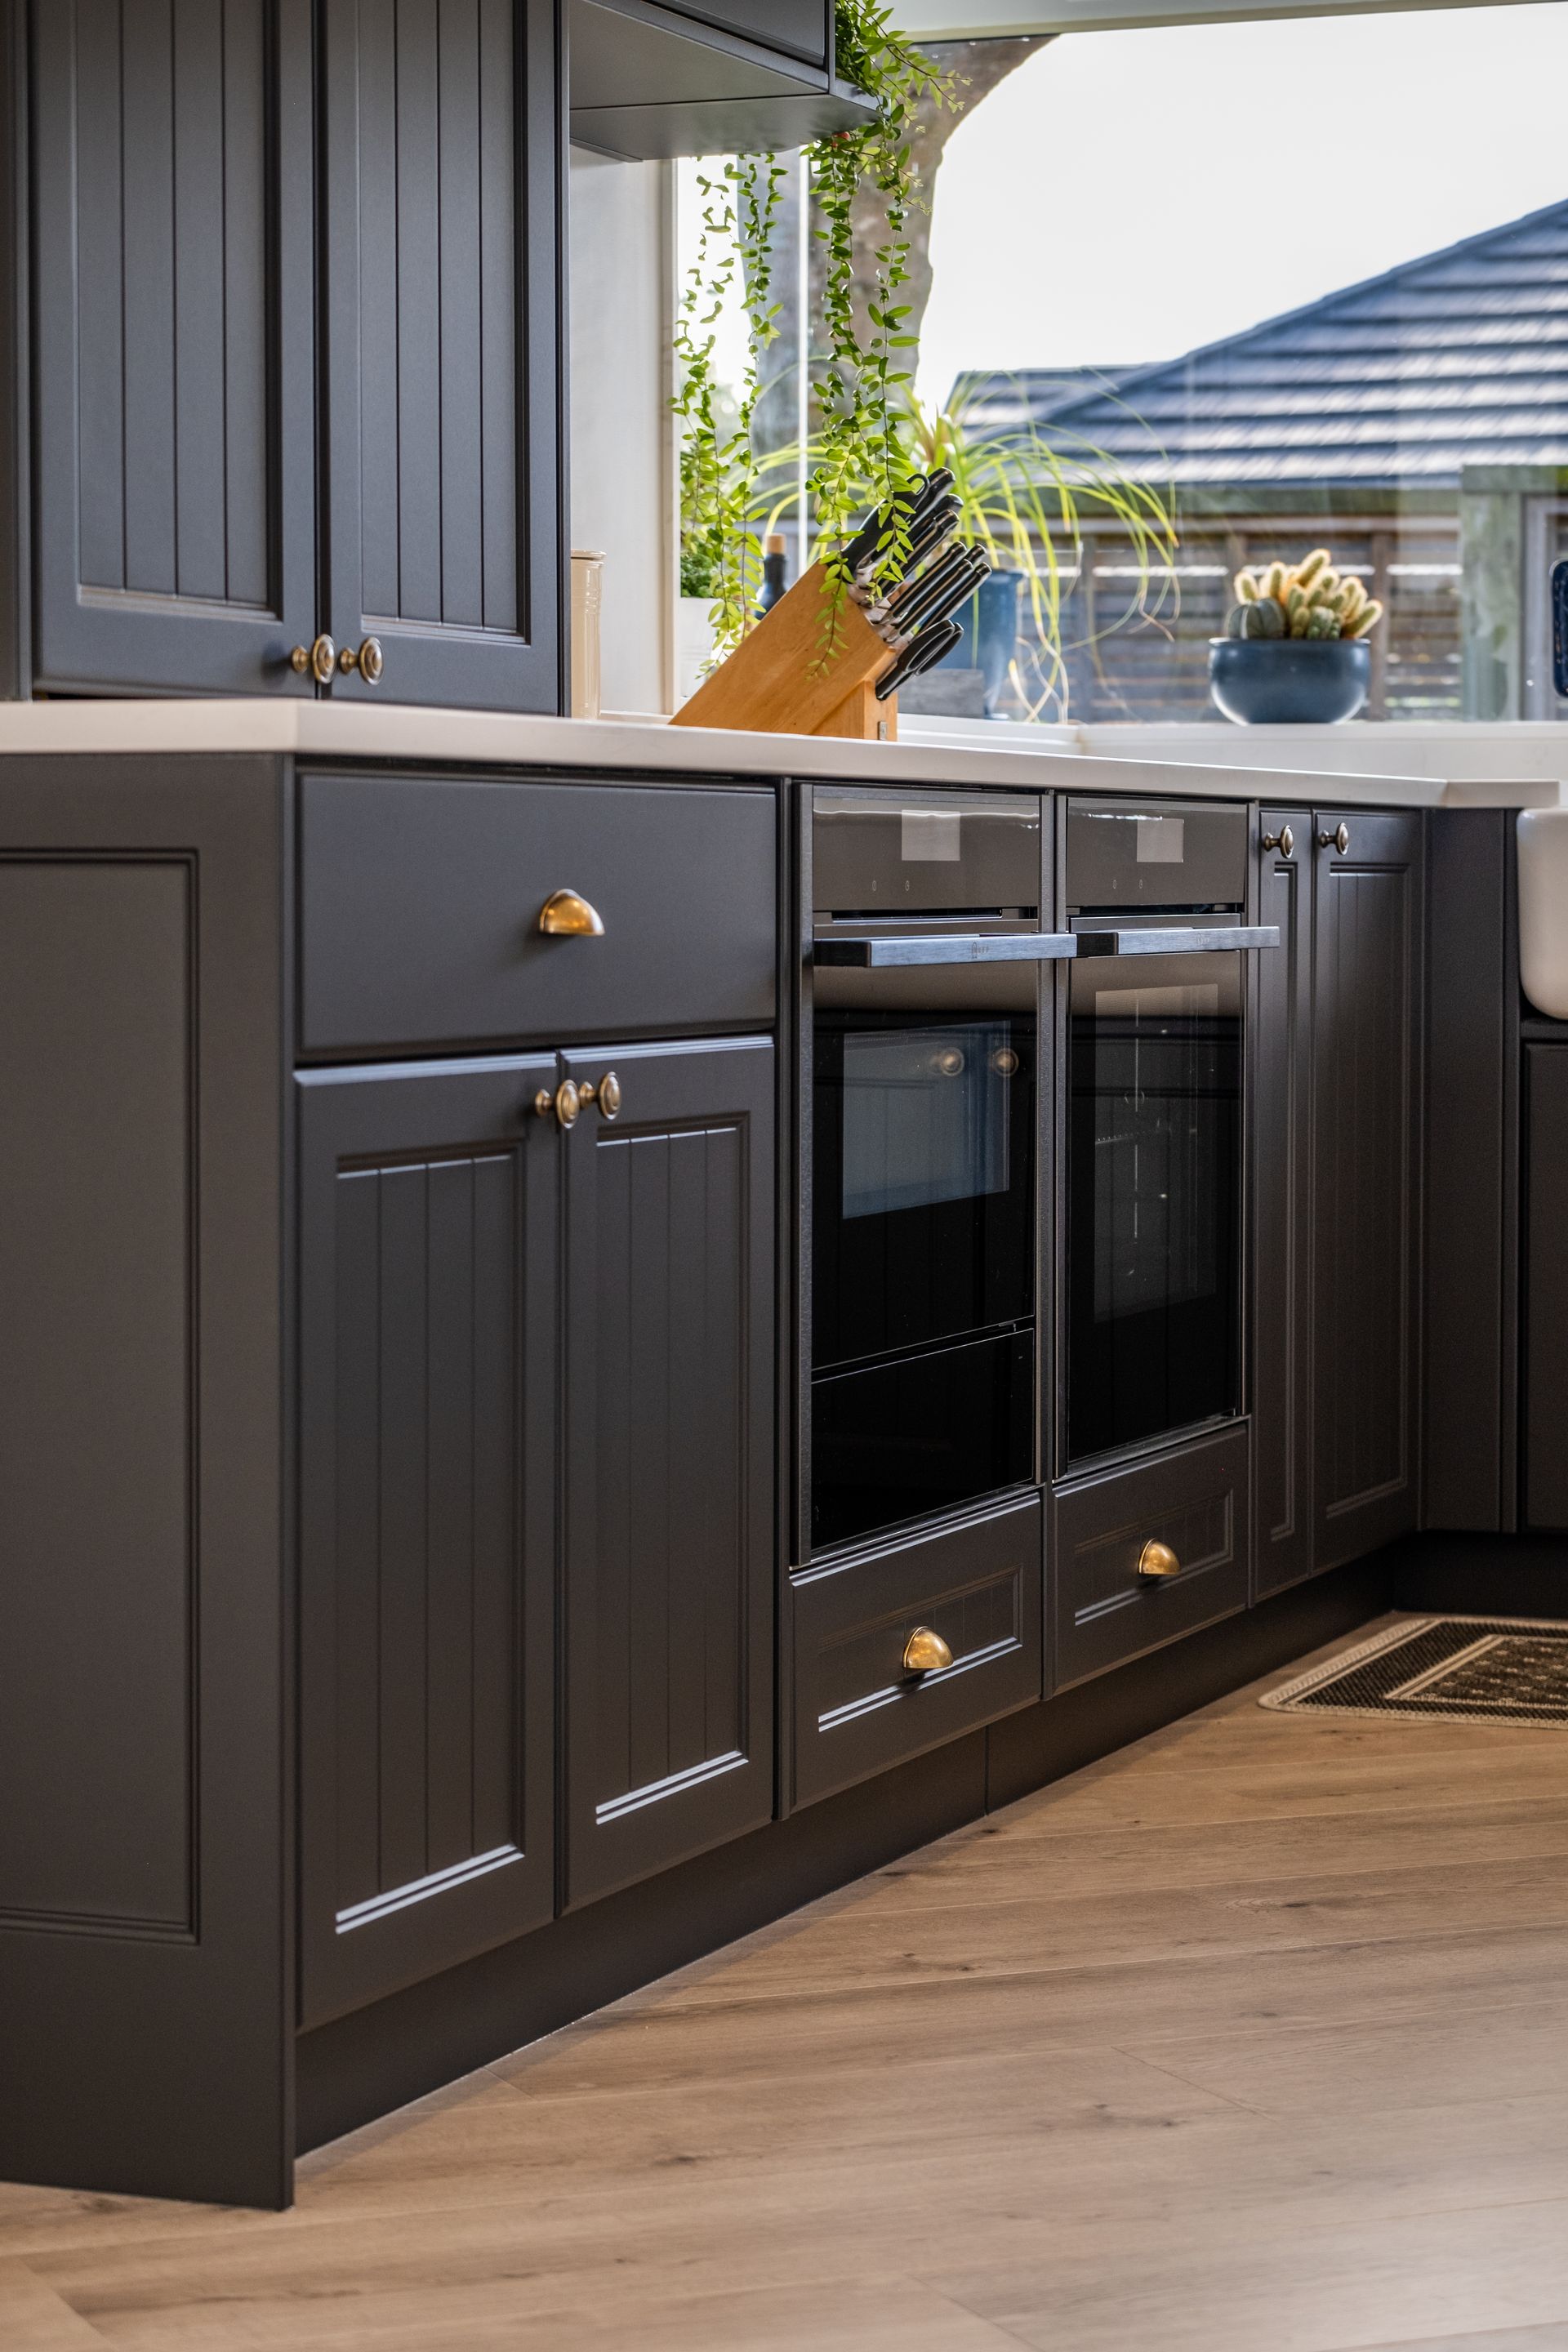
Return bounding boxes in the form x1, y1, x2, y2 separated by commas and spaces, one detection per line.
876, 617, 964, 702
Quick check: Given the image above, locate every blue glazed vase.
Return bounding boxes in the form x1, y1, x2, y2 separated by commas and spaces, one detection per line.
1209, 635, 1370, 724
934, 571, 1024, 716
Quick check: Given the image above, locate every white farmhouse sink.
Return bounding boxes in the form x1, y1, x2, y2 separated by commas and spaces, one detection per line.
1517, 808, 1568, 1018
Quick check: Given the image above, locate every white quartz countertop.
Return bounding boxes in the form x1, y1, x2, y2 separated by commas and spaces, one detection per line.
0, 697, 1494, 805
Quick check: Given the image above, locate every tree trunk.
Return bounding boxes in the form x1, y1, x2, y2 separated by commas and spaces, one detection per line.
808, 37, 1054, 399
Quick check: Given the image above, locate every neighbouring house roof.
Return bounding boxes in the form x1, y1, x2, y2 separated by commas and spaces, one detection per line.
954, 197, 1568, 488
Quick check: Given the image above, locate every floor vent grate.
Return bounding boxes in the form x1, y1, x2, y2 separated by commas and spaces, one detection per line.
1262, 1615, 1568, 1728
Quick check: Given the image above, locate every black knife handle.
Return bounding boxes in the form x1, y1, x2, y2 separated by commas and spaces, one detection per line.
838, 479, 927, 581
876, 617, 964, 702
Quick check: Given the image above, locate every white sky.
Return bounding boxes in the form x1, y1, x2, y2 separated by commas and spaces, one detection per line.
916, 0, 1568, 406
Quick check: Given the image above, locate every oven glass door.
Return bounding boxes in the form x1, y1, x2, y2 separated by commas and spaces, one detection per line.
813, 992, 1036, 1549
1066, 948, 1242, 1467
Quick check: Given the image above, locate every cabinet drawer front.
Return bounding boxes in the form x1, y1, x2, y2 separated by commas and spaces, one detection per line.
1052, 1428, 1250, 1690
300, 773, 777, 1054
792, 1498, 1042, 1809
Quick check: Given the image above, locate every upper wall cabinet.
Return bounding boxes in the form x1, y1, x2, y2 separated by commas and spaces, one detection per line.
322, 0, 562, 710
18, 0, 562, 710
569, 0, 871, 159
29, 0, 318, 695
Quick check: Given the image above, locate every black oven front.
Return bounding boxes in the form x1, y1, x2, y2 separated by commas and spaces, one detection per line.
1062, 800, 1277, 1471
808, 789, 1067, 1553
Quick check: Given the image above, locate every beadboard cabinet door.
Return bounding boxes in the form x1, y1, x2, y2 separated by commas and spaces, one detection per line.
30, 0, 317, 694
561, 1037, 776, 1909
320, 0, 563, 712
1252, 811, 1314, 1601
1312, 809, 1424, 1570
298, 1057, 558, 2028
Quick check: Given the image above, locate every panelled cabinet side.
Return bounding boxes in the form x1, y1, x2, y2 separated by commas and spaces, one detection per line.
0, 755, 292, 2207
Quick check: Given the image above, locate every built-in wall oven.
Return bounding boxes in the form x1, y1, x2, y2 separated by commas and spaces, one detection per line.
1061, 800, 1278, 1471
808, 788, 1072, 1552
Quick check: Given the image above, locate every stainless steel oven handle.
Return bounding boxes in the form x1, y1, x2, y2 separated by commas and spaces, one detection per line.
813, 932, 1079, 969
1073, 925, 1281, 957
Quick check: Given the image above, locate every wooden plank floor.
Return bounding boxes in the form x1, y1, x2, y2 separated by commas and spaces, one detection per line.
6, 1615, 1568, 2351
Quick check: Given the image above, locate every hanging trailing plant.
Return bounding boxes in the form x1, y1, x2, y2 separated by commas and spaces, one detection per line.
673, 2, 951, 664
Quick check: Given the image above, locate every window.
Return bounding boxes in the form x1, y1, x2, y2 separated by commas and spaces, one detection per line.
677, 2, 1568, 728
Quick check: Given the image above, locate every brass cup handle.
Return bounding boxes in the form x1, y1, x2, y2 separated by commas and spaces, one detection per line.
338, 635, 385, 685
290, 635, 337, 686
539, 889, 605, 938
903, 1625, 954, 1675
1137, 1539, 1182, 1581
534, 1072, 621, 1129
1262, 824, 1295, 858
1318, 822, 1351, 855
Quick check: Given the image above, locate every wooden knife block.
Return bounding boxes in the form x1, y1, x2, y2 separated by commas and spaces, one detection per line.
670, 564, 897, 742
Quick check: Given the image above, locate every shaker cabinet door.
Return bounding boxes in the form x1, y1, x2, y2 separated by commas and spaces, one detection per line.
1311, 809, 1424, 1570
297, 1057, 558, 2028
320, 0, 563, 712
30, 0, 317, 693
1252, 810, 1314, 1601
561, 1037, 776, 1909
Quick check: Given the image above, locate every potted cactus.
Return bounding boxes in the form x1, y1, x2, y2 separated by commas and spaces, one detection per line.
1209, 549, 1385, 724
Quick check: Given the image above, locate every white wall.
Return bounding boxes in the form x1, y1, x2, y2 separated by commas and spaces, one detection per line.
568, 149, 673, 717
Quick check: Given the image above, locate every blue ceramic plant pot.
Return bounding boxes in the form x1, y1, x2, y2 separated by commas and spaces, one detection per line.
1209, 635, 1370, 724
935, 571, 1024, 716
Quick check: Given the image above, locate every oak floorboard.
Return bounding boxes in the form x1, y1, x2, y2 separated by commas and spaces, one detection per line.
8, 1620, 1568, 2350
0, 2261, 112, 2348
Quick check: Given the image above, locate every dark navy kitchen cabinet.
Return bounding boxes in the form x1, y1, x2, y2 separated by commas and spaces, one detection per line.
1250, 807, 1425, 1588
1252, 808, 1314, 1601
1311, 809, 1425, 1570
321, 0, 562, 710
561, 1036, 777, 1908
297, 1055, 560, 2030
28, 0, 318, 696
9, 0, 563, 708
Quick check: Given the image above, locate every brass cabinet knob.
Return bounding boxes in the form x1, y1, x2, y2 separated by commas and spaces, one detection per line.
537, 1076, 621, 1129
290, 635, 337, 686
539, 888, 605, 938
1137, 1539, 1182, 1581
1263, 824, 1294, 858
581, 1071, 622, 1122
903, 1625, 954, 1675
338, 635, 385, 684
1318, 822, 1351, 855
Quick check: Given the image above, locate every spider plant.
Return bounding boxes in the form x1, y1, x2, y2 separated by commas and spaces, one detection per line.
752, 384, 1178, 719
900, 389, 1178, 719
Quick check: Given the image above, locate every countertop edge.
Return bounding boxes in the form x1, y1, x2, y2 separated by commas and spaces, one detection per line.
0, 701, 1456, 803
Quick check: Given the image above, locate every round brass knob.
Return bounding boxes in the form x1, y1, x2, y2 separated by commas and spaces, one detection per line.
1263, 824, 1294, 858
338, 635, 385, 684
533, 1089, 555, 1120
553, 1080, 582, 1130
1318, 822, 1351, 855
1137, 1539, 1182, 1581
290, 635, 337, 686
931, 1046, 965, 1078
903, 1626, 954, 1675
581, 1070, 622, 1122
539, 889, 605, 938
